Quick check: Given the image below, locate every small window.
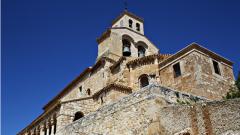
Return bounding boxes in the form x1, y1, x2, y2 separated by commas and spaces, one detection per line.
79, 86, 82, 92
139, 74, 149, 88
212, 60, 221, 75
73, 112, 84, 121
101, 97, 104, 104
173, 63, 181, 78
136, 23, 140, 31
175, 92, 180, 98
87, 89, 91, 95
128, 19, 133, 28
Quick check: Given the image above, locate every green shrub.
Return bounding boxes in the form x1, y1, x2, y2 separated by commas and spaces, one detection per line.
224, 71, 240, 99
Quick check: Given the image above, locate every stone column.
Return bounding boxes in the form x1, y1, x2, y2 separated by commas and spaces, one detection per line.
46, 122, 50, 135
154, 58, 160, 83
50, 118, 55, 135
129, 66, 134, 87
39, 124, 45, 135
36, 127, 41, 135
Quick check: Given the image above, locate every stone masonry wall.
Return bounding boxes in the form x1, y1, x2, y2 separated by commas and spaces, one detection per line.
159, 50, 234, 100
55, 85, 240, 135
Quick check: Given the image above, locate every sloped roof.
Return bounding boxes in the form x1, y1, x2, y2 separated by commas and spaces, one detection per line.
93, 83, 132, 100
110, 56, 126, 72
111, 10, 144, 25
43, 57, 116, 111
126, 54, 172, 67
159, 43, 233, 68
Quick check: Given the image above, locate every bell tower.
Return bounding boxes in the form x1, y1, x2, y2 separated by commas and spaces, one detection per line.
96, 10, 158, 61
111, 10, 144, 35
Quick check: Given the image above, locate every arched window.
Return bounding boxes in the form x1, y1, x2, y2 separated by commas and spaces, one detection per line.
138, 46, 146, 57
73, 111, 84, 121
136, 23, 140, 31
139, 74, 149, 88
128, 19, 133, 28
87, 89, 91, 95
122, 39, 131, 56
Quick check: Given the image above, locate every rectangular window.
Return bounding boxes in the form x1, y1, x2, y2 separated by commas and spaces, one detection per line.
101, 97, 104, 104
212, 60, 221, 75
79, 86, 82, 92
173, 63, 181, 78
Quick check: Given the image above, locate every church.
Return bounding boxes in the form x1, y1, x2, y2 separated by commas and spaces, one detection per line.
18, 10, 237, 135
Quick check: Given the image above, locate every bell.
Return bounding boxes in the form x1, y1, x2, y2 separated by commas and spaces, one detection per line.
123, 46, 131, 56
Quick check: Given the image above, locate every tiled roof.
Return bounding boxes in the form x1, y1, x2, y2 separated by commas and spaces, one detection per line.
93, 83, 132, 99
110, 56, 126, 72
126, 54, 172, 67
159, 43, 233, 68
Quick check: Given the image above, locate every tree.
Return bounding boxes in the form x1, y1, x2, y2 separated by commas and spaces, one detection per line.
236, 71, 240, 90
224, 71, 240, 99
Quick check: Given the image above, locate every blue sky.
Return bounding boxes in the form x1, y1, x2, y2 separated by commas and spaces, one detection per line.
2, 0, 240, 134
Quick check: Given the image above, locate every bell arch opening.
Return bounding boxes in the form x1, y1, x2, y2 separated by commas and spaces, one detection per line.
138, 46, 146, 57
122, 39, 131, 57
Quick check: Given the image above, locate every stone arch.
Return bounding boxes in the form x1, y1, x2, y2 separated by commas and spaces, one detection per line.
135, 41, 148, 49
122, 34, 135, 43
73, 111, 84, 122
139, 74, 149, 88
135, 41, 148, 57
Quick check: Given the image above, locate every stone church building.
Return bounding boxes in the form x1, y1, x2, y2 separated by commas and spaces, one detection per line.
18, 11, 239, 135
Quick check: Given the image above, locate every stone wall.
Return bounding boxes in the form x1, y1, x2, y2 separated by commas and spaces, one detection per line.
159, 50, 234, 100
57, 98, 100, 130
61, 61, 112, 102
55, 85, 240, 135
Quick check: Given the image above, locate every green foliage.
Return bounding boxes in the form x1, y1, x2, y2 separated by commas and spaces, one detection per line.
224, 71, 240, 99
236, 71, 240, 90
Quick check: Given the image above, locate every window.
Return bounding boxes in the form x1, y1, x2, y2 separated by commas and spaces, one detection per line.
212, 60, 221, 75
101, 97, 104, 104
173, 63, 181, 78
139, 74, 149, 88
138, 46, 146, 57
79, 86, 82, 92
175, 92, 180, 98
87, 89, 91, 95
122, 39, 131, 56
128, 19, 133, 28
73, 112, 84, 121
136, 23, 140, 31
